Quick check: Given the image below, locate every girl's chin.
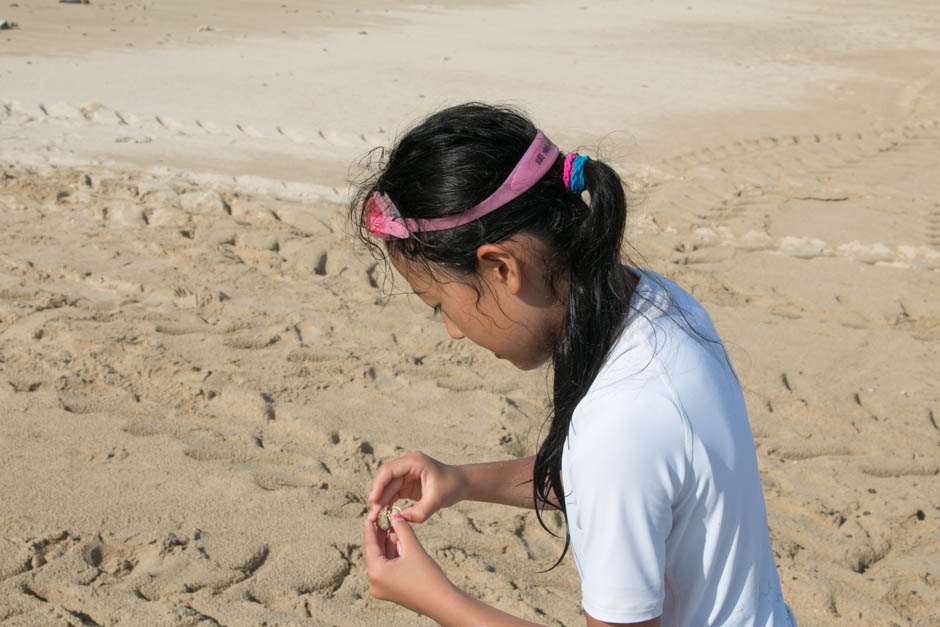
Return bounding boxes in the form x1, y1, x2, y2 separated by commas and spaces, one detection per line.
504, 354, 549, 372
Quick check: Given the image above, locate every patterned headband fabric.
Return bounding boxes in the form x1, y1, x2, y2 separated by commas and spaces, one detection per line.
365, 130, 561, 239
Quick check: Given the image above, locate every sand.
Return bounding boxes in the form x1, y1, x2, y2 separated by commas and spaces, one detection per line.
1, 0, 938, 625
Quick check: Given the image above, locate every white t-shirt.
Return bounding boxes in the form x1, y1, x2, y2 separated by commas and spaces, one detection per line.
561, 270, 795, 626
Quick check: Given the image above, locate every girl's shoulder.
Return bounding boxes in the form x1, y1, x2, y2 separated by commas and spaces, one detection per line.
578, 268, 732, 415
569, 267, 738, 460
565, 271, 698, 486
625, 268, 713, 334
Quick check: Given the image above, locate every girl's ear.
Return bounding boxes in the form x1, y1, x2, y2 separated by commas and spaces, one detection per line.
476, 243, 522, 295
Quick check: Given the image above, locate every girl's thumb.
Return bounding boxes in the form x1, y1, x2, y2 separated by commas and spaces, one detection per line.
400, 504, 429, 523
390, 514, 417, 548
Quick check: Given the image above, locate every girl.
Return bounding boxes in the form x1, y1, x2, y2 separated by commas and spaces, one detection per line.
354, 103, 795, 626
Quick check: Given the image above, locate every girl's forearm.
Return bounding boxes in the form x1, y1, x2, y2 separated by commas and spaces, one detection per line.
429, 584, 545, 627
458, 456, 538, 509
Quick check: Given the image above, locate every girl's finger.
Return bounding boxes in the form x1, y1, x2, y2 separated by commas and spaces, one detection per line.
399, 503, 429, 523
362, 517, 389, 566
389, 514, 419, 554
376, 475, 405, 511
387, 529, 400, 557
368, 476, 403, 522
384, 529, 398, 559
368, 457, 413, 502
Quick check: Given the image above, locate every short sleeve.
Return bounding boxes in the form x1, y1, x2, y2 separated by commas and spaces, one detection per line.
564, 380, 690, 624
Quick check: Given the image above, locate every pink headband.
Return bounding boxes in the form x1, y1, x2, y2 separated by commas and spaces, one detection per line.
365, 130, 560, 239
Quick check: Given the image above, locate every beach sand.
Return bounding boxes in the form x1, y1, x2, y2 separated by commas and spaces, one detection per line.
1, 1, 938, 624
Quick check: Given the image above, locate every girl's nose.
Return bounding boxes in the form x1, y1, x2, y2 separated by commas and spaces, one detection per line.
441, 312, 464, 340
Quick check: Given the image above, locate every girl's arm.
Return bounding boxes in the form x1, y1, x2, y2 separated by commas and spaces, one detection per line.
457, 455, 564, 510
443, 592, 659, 627
428, 586, 544, 626
364, 514, 542, 626
364, 515, 657, 627
368, 452, 560, 524
587, 615, 659, 627
460, 455, 539, 508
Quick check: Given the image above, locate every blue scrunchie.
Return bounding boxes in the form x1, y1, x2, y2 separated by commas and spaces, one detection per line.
569, 155, 590, 194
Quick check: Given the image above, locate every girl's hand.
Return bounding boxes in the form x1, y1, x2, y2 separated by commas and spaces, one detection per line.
367, 451, 467, 524
363, 513, 456, 614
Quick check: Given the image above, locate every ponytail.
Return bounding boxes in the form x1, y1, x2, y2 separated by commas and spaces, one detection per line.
532, 158, 637, 566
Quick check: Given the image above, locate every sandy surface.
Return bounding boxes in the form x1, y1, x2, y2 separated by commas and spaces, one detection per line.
1, 1, 938, 625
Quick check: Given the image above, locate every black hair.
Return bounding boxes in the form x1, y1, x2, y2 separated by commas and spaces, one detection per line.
351, 102, 638, 566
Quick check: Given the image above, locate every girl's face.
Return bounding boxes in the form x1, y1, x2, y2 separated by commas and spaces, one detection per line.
390, 241, 565, 371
